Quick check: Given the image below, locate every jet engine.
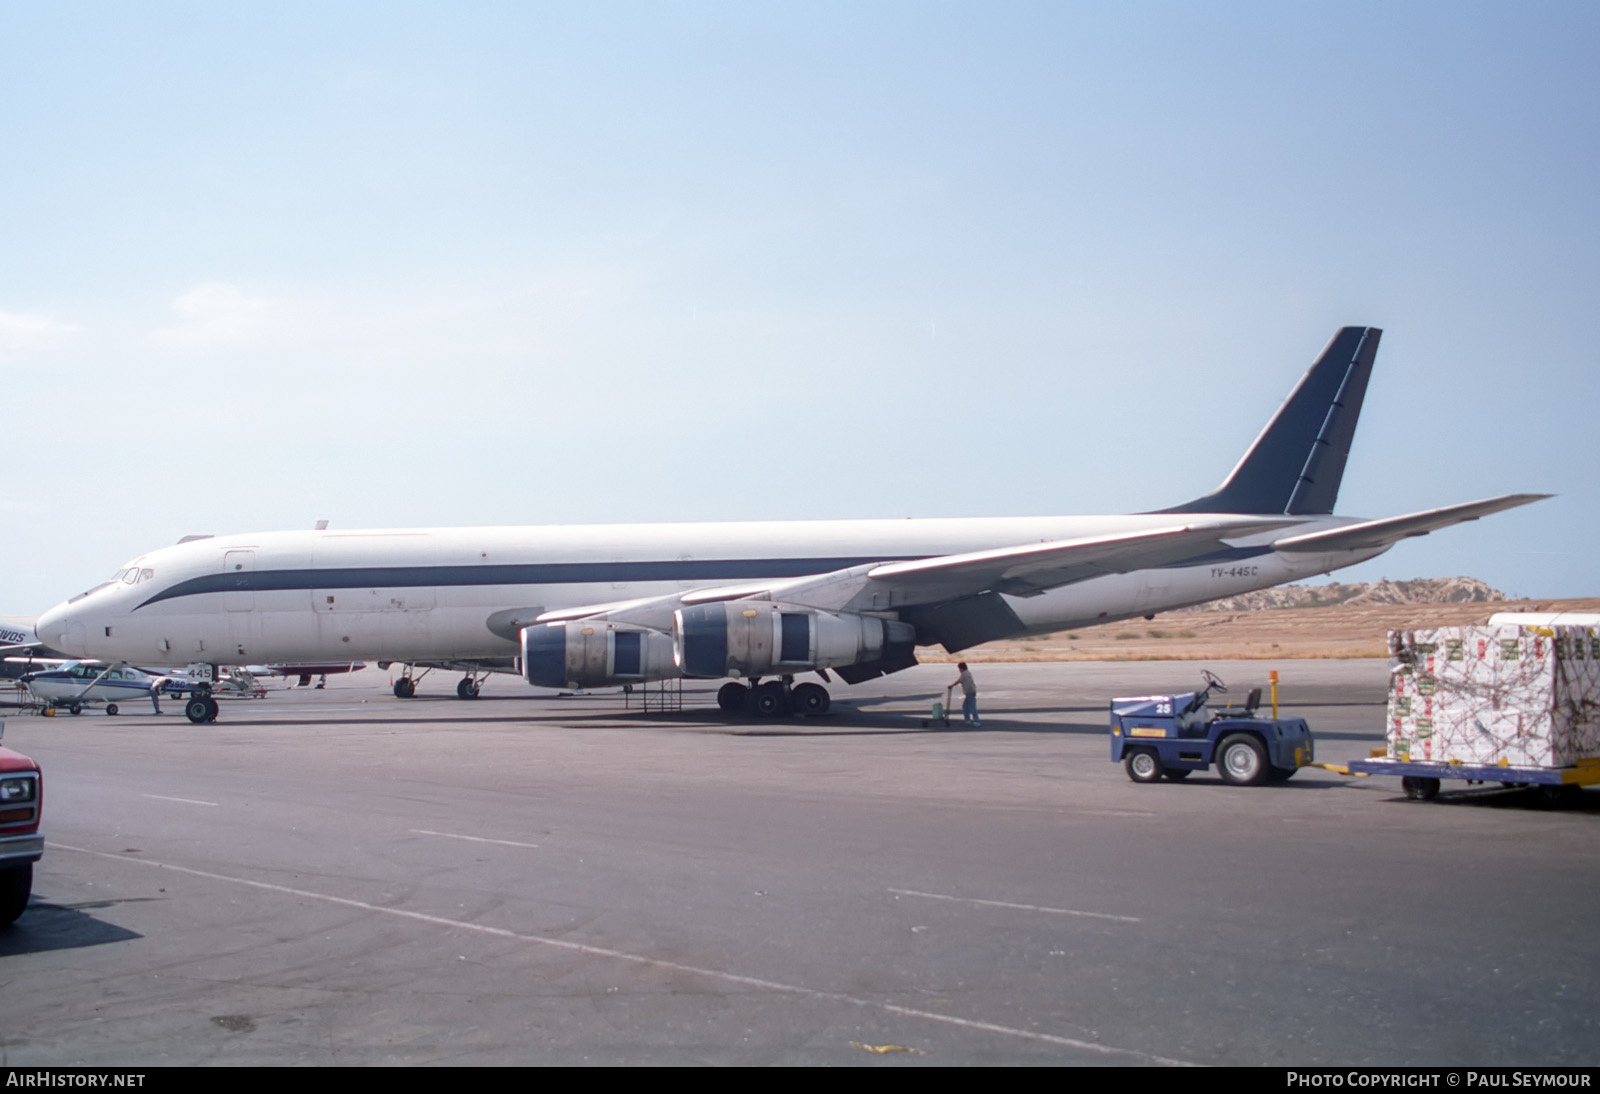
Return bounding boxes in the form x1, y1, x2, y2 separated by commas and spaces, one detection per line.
674, 602, 915, 679
521, 621, 675, 689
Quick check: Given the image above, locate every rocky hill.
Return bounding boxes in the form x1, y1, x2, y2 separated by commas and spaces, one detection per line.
1179, 577, 1508, 613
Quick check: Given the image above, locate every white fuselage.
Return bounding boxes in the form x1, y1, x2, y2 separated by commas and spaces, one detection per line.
36, 514, 1383, 672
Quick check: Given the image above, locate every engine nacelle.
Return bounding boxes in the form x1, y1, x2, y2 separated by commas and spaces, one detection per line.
521, 621, 675, 689
674, 602, 915, 679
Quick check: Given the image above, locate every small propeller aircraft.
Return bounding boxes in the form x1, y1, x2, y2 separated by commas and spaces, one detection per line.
20, 661, 168, 716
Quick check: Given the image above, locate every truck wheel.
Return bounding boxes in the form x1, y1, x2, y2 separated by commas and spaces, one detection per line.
1537, 784, 1580, 807
1216, 734, 1268, 786
1124, 748, 1164, 783
1268, 766, 1296, 782
1401, 776, 1440, 801
0, 864, 31, 926
1164, 768, 1192, 780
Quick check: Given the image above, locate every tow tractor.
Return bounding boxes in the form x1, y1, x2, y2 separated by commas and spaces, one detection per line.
1109, 671, 1314, 785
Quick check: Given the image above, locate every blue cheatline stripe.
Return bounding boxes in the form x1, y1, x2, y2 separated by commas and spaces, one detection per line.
29, 678, 155, 692
133, 544, 1280, 612
133, 556, 923, 611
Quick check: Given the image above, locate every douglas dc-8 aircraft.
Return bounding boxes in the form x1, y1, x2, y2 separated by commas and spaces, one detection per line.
36, 327, 1545, 723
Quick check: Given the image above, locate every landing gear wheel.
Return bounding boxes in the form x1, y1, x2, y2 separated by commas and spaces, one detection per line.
394, 678, 416, 699
1216, 733, 1268, 786
185, 697, 212, 724
791, 682, 830, 715
68, 702, 83, 716
1124, 748, 1164, 783
750, 681, 788, 717
456, 678, 480, 700
717, 682, 749, 713
1402, 776, 1441, 801
204, 697, 219, 722
0, 864, 32, 926
106, 704, 118, 716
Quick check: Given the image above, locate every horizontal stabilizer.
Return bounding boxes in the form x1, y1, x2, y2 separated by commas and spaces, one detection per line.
1271, 494, 1551, 553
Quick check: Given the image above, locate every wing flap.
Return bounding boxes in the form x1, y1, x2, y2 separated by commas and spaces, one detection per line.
1271, 494, 1551, 553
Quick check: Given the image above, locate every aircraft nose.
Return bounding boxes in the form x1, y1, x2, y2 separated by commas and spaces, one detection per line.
35, 602, 71, 652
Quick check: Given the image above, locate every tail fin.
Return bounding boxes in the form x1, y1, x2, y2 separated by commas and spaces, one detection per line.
1160, 326, 1381, 515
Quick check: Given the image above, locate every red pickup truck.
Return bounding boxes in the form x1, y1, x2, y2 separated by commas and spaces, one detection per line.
0, 724, 42, 925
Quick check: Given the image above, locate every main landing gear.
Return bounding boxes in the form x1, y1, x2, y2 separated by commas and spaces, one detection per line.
716, 676, 831, 717
391, 666, 485, 700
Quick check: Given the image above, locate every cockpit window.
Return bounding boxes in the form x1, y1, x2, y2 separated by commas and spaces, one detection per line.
122, 570, 138, 584
141, 569, 154, 582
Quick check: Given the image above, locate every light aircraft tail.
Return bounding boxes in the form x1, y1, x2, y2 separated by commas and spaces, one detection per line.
1161, 326, 1382, 516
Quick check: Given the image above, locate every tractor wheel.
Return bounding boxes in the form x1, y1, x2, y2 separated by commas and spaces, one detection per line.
1124, 748, 1164, 783
1216, 734, 1269, 786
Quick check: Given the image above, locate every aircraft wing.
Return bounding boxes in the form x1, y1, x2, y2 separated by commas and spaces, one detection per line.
1270, 494, 1551, 553
533, 518, 1294, 632
795, 518, 1299, 610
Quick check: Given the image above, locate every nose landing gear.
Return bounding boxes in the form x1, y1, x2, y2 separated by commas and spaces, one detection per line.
184, 694, 220, 724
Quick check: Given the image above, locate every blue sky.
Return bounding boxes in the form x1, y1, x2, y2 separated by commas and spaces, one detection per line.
2, 2, 1596, 614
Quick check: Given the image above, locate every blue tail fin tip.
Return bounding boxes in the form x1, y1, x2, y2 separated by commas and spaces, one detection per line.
1160, 326, 1382, 516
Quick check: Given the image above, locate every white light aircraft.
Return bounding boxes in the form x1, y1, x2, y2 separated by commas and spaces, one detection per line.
19, 661, 167, 716
34, 327, 1546, 724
